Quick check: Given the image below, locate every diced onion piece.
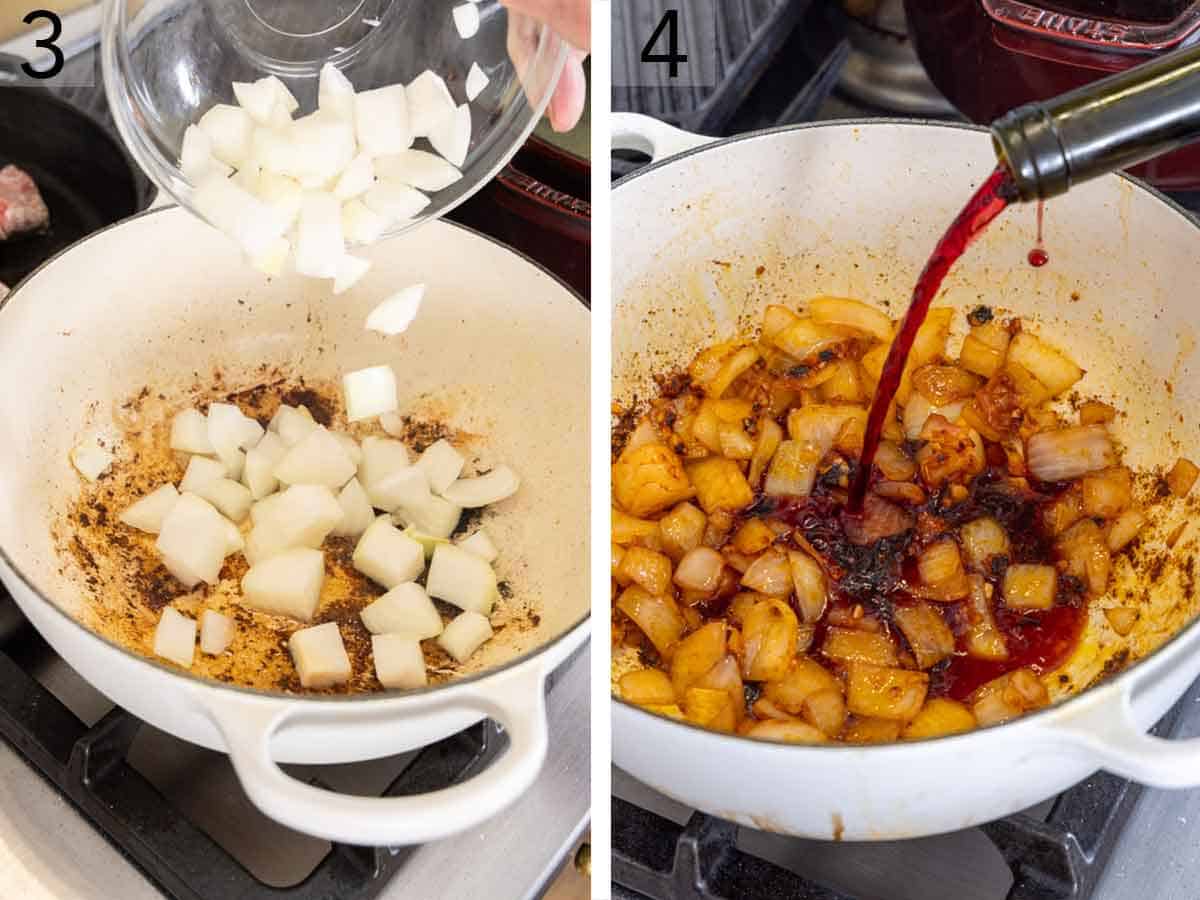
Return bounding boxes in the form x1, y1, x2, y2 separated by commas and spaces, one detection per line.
374, 150, 463, 192
441, 465, 519, 507
378, 411, 405, 438
242, 431, 286, 499
354, 85, 411, 156
254, 484, 344, 547
808, 296, 892, 342
917, 539, 966, 594
194, 172, 289, 261
342, 198, 390, 244
465, 62, 489, 101
207, 402, 257, 477
764, 440, 820, 497
222, 517, 244, 556
359, 435, 411, 487
406, 70, 457, 138
1107, 508, 1146, 552
426, 543, 498, 614
845, 662, 929, 722
903, 698, 976, 740
415, 439, 465, 494
673, 546, 724, 592
294, 192, 344, 279
393, 493, 462, 539
120, 484, 180, 533
1167, 457, 1199, 497
368, 465, 431, 512
155, 493, 230, 587
365, 283, 425, 335
893, 603, 956, 669
289, 622, 351, 688
255, 172, 304, 230
195, 477, 253, 523
281, 111, 357, 182
197, 104, 253, 167
430, 103, 471, 167
273, 426, 357, 488
273, 405, 319, 447
403, 525, 450, 558
1006, 333, 1083, 398
363, 179, 429, 222
71, 435, 115, 481
960, 516, 1010, 572
373, 634, 427, 688
1105, 606, 1138, 636
318, 62, 356, 121
1002, 563, 1057, 610
250, 236, 290, 277
331, 433, 362, 465
353, 517, 425, 587
180, 125, 232, 183
241, 546, 325, 621
437, 611, 493, 663
343, 365, 399, 423
233, 76, 296, 126
741, 551, 791, 595
452, 3, 480, 38
170, 408, 213, 454
1026, 425, 1116, 482
333, 152, 374, 201
180, 455, 226, 495
788, 550, 827, 623
457, 528, 498, 563
153, 608, 196, 668
360, 582, 443, 638
332, 477, 376, 538
199, 609, 235, 655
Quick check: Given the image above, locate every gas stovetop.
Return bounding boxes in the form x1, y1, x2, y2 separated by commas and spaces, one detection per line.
612, 2, 1200, 898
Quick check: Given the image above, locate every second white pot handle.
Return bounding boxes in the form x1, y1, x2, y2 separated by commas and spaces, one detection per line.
611, 112, 717, 163
1054, 681, 1200, 788
201, 666, 548, 846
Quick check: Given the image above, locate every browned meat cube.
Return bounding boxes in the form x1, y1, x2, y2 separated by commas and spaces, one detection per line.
0, 165, 50, 240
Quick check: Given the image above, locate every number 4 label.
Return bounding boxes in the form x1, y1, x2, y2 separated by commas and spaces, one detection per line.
641, 9, 688, 78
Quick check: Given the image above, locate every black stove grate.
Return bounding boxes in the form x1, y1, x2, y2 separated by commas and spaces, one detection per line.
612, 693, 1191, 900
0, 608, 503, 900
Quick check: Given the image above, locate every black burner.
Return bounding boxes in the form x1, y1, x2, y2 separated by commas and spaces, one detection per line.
0, 609, 502, 900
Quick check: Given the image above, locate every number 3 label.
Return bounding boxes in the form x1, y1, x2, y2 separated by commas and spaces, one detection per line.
641, 10, 688, 77
21, 10, 65, 80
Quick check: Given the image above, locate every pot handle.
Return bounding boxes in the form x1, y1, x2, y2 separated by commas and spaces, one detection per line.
200, 665, 549, 845
1053, 681, 1200, 789
611, 112, 716, 162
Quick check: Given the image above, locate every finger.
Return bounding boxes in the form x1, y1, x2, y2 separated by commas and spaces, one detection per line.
548, 52, 587, 132
501, 0, 590, 51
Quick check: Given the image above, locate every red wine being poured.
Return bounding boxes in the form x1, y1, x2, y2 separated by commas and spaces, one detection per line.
848, 165, 1019, 514
1028, 199, 1048, 267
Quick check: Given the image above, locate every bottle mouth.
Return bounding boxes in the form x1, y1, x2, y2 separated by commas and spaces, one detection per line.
990, 104, 1071, 203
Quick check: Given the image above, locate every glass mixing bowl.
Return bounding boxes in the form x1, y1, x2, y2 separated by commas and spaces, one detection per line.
100, 0, 566, 239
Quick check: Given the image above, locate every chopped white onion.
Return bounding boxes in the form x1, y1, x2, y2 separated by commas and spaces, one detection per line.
437, 610, 493, 664
359, 435, 410, 487
426, 543, 497, 614
70, 436, 114, 482
250, 236, 291, 277
363, 179, 429, 222
416, 439, 465, 494
193, 173, 288, 260
194, 477, 253, 523
318, 62, 356, 121
273, 426, 357, 489
155, 493, 230, 587
255, 171, 304, 231
281, 112, 357, 183
429, 104, 471, 167
153, 608, 196, 668
180, 125, 232, 183
197, 104, 253, 167
294, 192, 345, 279
207, 402, 259, 478
233, 75, 297, 127
251, 483, 344, 551
373, 150, 463, 192
465, 62, 489, 102
333, 151, 374, 200
332, 477, 375, 537
199, 609, 235, 655
242, 430, 287, 499
441, 465, 519, 507
354, 85, 411, 157
343, 365, 398, 422
342, 199, 390, 244
170, 408, 214, 455
119, 484, 180, 534
360, 582, 443, 638
405, 70, 457, 138
333, 254, 372, 295
289, 622, 351, 688
394, 494, 462, 539
452, 3, 480, 39
457, 528, 498, 563
352, 517, 425, 588
365, 283, 425, 336
332, 433, 363, 465
403, 525, 450, 558
221, 517, 244, 556
379, 411, 405, 438
367, 465, 431, 513
241, 546, 325, 621
372, 634, 427, 689
180, 455, 226, 494
273, 404, 319, 447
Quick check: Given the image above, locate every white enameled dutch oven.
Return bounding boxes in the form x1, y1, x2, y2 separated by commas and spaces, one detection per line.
612, 113, 1200, 840
0, 207, 588, 845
